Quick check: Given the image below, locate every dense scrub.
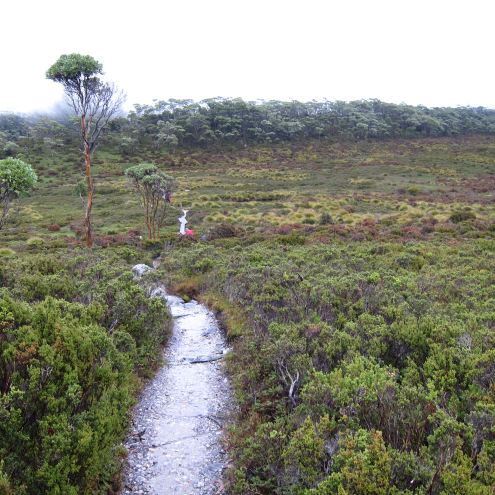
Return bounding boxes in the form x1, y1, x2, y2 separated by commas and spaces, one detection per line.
1, 129, 494, 494
0, 248, 170, 494
158, 236, 495, 494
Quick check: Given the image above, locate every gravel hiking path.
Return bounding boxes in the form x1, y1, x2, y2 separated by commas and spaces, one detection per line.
122, 265, 232, 494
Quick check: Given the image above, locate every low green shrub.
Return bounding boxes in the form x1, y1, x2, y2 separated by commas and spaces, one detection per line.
0, 249, 171, 494
277, 231, 306, 245
450, 210, 476, 223
319, 212, 333, 225
157, 236, 495, 495
26, 237, 44, 248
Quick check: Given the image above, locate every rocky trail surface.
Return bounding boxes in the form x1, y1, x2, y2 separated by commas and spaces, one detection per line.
122, 264, 232, 494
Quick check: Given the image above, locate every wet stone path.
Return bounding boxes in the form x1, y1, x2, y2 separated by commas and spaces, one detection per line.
122, 266, 232, 495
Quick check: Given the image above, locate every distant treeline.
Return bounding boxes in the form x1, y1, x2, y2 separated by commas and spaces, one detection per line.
2, 98, 495, 155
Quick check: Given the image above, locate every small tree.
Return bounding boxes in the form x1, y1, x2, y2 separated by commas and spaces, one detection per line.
125, 163, 177, 239
46, 53, 124, 247
0, 158, 37, 229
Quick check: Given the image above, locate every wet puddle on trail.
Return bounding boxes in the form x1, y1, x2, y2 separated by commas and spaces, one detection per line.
122, 268, 232, 495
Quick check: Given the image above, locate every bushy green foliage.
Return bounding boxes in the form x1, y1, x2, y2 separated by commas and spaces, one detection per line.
46, 54, 102, 83
0, 249, 170, 494
0, 158, 37, 229
0, 158, 37, 192
159, 236, 495, 494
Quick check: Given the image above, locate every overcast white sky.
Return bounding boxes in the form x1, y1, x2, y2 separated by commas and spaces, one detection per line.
2, 0, 494, 113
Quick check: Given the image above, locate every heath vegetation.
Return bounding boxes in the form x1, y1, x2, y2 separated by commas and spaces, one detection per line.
0, 98, 494, 494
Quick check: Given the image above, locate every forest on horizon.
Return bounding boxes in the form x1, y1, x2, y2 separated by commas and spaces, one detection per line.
2, 98, 495, 159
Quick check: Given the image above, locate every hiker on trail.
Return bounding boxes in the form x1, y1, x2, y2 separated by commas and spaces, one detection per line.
179, 209, 188, 235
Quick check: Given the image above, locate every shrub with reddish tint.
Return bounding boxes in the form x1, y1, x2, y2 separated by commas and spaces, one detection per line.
70, 222, 84, 238
94, 233, 140, 248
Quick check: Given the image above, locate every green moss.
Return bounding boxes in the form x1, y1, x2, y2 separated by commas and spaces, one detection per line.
26, 236, 44, 247
0, 248, 16, 257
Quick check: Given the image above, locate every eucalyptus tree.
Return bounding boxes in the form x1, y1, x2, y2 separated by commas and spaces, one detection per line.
155, 120, 185, 150
125, 163, 177, 240
0, 158, 37, 229
46, 53, 124, 247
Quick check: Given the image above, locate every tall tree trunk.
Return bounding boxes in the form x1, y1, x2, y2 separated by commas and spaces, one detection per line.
82, 116, 93, 248
0, 192, 11, 230
145, 201, 152, 239
84, 143, 94, 247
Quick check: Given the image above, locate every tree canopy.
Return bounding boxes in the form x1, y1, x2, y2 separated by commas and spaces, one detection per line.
0, 157, 37, 229
114, 98, 495, 151
46, 53, 103, 83
3, 98, 495, 157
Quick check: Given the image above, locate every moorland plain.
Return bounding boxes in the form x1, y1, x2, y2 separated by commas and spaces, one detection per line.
1, 131, 494, 494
